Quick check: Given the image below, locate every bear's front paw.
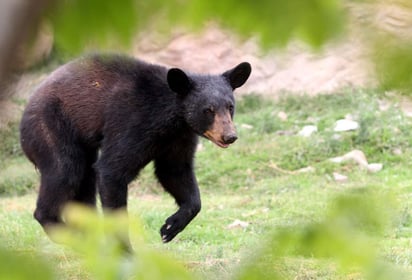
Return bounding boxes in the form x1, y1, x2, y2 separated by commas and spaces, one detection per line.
160, 217, 183, 243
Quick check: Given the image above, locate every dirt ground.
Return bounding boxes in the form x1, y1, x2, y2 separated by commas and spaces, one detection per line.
132, 1, 412, 96
133, 24, 372, 97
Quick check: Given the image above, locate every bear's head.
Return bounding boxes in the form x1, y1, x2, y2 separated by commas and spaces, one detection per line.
167, 62, 251, 148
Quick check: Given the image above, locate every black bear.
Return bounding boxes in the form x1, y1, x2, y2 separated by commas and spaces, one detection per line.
20, 54, 251, 243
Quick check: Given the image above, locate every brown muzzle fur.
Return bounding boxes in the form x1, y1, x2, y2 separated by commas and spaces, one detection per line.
203, 112, 237, 148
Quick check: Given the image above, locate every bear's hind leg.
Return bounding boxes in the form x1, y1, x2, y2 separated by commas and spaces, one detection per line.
34, 165, 84, 230
72, 150, 98, 206
34, 174, 64, 227
33, 147, 88, 233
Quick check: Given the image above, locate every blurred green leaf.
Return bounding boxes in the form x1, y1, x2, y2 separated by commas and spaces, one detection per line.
51, 204, 194, 280
46, 0, 345, 53
374, 38, 412, 93
47, 0, 139, 53
0, 247, 54, 280
235, 188, 406, 280
157, 0, 345, 48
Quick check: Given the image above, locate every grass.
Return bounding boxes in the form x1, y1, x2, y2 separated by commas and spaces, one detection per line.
1, 88, 412, 279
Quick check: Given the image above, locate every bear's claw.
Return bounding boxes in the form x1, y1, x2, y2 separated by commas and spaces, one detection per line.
160, 221, 182, 243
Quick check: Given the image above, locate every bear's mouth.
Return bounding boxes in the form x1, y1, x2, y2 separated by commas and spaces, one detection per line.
203, 132, 230, 149
210, 138, 230, 149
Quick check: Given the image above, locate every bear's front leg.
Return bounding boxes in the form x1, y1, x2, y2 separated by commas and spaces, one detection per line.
154, 156, 201, 243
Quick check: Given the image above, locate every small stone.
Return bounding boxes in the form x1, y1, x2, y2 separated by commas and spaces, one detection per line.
298, 125, 318, 137
367, 163, 383, 173
330, 149, 368, 169
392, 148, 402, 155
227, 219, 249, 229
343, 149, 368, 168
330, 156, 342, 163
277, 111, 288, 121
333, 172, 348, 182
334, 119, 359, 132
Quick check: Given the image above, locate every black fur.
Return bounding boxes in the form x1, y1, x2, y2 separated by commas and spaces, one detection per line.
20, 53, 251, 243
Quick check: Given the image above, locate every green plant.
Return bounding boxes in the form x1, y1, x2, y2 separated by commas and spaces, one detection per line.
1, 90, 412, 279
235, 189, 407, 280
0, 246, 54, 280
0, 159, 37, 196
51, 204, 195, 280
0, 122, 23, 166
1, 188, 407, 280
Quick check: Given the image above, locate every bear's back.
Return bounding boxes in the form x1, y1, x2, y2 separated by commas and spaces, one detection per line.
25, 54, 169, 146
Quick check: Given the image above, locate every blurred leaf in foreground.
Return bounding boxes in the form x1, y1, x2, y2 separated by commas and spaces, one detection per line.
373, 37, 412, 94
363, 0, 412, 94
0, 246, 54, 280
146, 0, 346, 48
235, 188, 408, 280
51, 204, 194, 280
46, 0, 346, 53
47, 0, 139, 53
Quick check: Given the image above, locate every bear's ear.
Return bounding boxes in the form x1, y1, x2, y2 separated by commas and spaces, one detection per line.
223, 62, 252, 90
167, 68, 193, 96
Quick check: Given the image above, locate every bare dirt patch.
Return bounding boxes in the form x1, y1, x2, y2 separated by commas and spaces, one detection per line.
132, 1, 412, 97
133, 23, 374, 97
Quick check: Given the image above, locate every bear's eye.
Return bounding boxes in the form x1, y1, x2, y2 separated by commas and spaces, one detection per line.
228, 104, 234, 114
204, 107, 215, 115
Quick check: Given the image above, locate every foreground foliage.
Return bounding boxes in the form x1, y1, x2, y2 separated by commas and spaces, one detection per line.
0, 189, 408, 280
41, 0, 412, 95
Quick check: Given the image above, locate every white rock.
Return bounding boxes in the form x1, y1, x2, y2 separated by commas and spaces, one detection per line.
392, 148, 402, 155
343, 149, 369, 168
298, 125, 318, 137
334, 119, 359, 132
277, 111, 288, 121
330, 156, 343, 163
367, 163, 383, 173
330, 149, 368, 169
333, 172, 348, 182
227, 219, 249, 229
330, 150, 383, 173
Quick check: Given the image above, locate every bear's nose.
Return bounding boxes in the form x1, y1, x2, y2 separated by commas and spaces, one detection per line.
222, 134, 238, 144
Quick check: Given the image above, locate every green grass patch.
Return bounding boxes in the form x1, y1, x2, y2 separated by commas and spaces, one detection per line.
0, 159, 38, 196
0, 121, 24, 165
1, 89, 412, 279
0, 121, 38, 196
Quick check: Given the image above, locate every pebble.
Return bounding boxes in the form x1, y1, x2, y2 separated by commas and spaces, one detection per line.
334, 119, 359, 132
298, 125, 318, 137
333, 172, 348, 182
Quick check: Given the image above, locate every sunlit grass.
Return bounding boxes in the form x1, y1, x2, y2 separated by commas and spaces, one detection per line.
0, 89, 412, 279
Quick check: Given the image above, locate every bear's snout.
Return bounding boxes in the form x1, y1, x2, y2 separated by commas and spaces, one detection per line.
203, 112, 237, 148
222, 133, 237, 145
